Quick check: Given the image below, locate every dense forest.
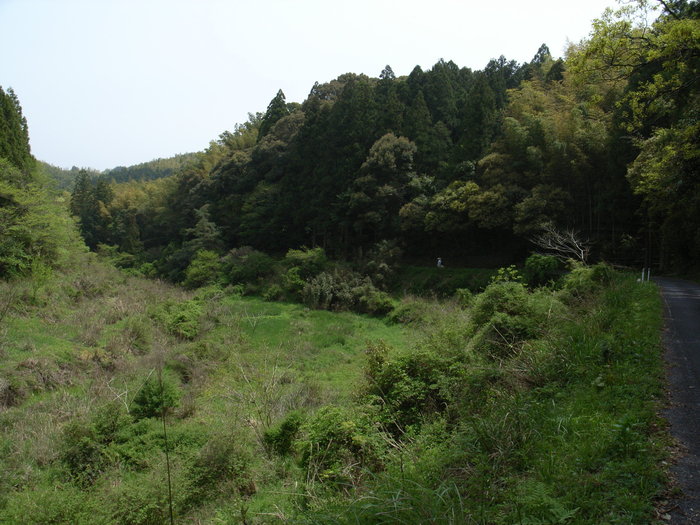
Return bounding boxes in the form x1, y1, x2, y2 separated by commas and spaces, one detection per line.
58, 0, 699, 283
0, 1, 698, 523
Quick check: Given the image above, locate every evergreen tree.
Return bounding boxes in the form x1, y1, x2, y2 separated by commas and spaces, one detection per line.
258, 89, 290, 141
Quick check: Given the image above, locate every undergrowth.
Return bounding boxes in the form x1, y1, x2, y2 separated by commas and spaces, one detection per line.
0, 256, 668, 524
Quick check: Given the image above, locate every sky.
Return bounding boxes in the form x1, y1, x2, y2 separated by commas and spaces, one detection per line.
1, 0, 623, 171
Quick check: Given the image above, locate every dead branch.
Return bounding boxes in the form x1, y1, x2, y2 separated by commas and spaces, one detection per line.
531, 223, 592, 263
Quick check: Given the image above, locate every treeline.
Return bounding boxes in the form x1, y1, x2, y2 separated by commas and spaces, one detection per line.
39, 153, 198, 191
66, 0, 698, 277
0, 87, 82, 279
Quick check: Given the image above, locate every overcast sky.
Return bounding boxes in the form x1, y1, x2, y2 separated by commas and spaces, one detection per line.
1, 0, 622, 171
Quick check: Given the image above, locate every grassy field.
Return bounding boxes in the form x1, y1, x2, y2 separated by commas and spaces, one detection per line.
0, 255, 670, 524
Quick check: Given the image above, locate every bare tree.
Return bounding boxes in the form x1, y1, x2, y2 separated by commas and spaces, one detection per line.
531, 223, 592, 264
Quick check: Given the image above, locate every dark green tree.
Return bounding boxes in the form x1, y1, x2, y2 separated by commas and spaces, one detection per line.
258, 89, 290, 141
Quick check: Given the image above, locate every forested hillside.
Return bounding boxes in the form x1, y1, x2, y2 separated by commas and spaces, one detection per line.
1, 1, 698, 523
0, 87, 84, 279
65, 0, 699, 282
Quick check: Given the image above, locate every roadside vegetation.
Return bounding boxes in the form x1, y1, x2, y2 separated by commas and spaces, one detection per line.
0, 0, 691, 522
0, 249, 668, 524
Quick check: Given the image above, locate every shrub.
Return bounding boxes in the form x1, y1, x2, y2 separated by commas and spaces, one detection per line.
361, 240, 403, 290
60, 420, 109, 487
262, 283, 283, 301
183, 249, 222, 289
470, 282, 564, 359
131, 373, 180, 420
186, 434, 255, 504
387, 298, 430, 325
283, 266, 306, 298
524, 253, 560, 287
561, 262, 614, 300
0, 483, 90, 524
154, 299, 202, 340
471, 281, 531, 327
489, 265, 525, 285
103, 467, 187, 525
284, 247, 327, 279
470, 312, 539, 359
263, 410, 305, 456
363, 341, 464, 430
454, 288, 473, 307
119, 315, 152, 354
302, 269, 392, 315
298, 405, 386, 486
223, 246, 276, 284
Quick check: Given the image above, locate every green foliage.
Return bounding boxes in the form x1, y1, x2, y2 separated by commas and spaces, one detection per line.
186, 433, 254, 504
524, 253, 561, 287
131, 372, 180, 419
386, 297, 432, 325
360, 240, 403, 290
282, 266, 306, 297
0, 86, 33, 172
183, 249, 222, 289
263, 410, 305, 456
489, 264, 525, 285
0, 158, 82, 278
302, 269, 394, 316
454, 287, 473, 307
0, 482, 90, 525
262, 283, 283, 301
59, 403, 132, 487
560, 262, 614, 300
223, 246, 276, 284
298, 405, 386, 486
60, 419, 111, 487
154, 299, 202, 339
284, 247, 327, 279
363, 340, 465, 430
395, 266, 496, 296
470, 280, 564, 358
471, 280, 530, 327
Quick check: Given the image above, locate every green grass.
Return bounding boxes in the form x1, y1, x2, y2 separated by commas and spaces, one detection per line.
0, 260, 670, 524
394, 265, 495, 296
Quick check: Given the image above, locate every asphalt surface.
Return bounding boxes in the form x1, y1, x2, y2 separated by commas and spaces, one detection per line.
656, 277, 700, 524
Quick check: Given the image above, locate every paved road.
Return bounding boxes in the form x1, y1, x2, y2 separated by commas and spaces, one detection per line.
657, 277, 700, 524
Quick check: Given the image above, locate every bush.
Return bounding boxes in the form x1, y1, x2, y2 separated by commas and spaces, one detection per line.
114, 315, 152, 355
183, 249, 222, 289
60, 420, 109, 487
298, 405, 386, 486
363, 341, 464, 430
561, 262, 614, 300
264, 410, 305, 456
282, 266, 306, 297
470, 312, 539, 359
223, 247, 276, 284
186, 434, 255, 504
471, 281, 531, 327
470, 281, 564, 359
59, 403, 132, 487
131, 373, 180, 420
489, 265, 525, 285
387, 298, 430, 325
524, 253, 560, 287
154, 299, 202, 340
361, 240, 403, 290
262, 283, 283, 301
302, 269, 393, 316
284, 247, 327, 279
454, 288, 473, 307
1, 483, 91, 524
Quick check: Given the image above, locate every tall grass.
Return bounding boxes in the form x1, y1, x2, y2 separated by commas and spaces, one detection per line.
0, 259, 668, 524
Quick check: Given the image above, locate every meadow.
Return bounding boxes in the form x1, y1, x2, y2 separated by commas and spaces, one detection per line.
0, 251, 669, 524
